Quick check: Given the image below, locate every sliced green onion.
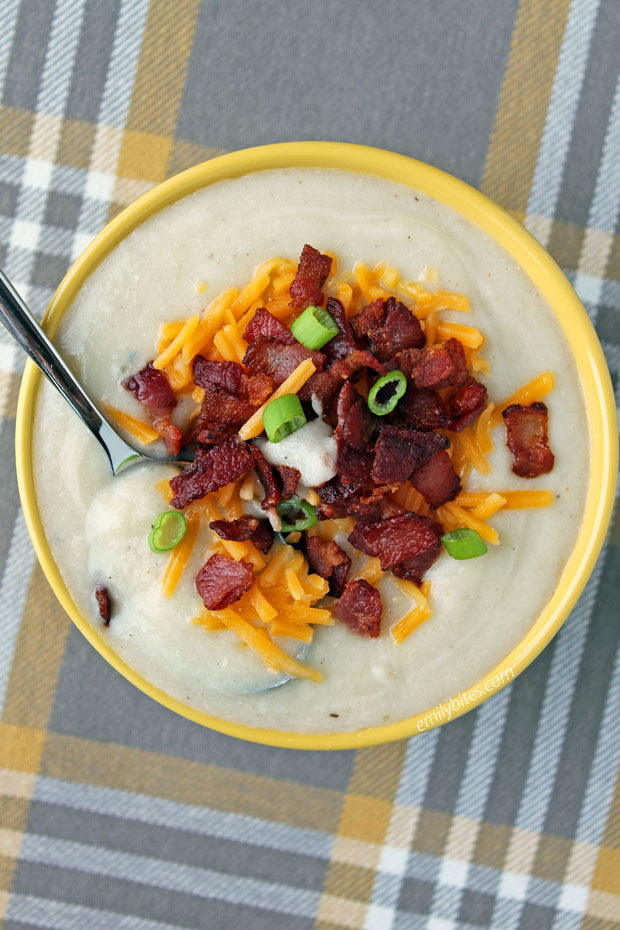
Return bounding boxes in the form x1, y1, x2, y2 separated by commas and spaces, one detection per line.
441, 528, 487, 560
276, 498, 318, 532
148, 510, 187, 552
290, 304, 339, 350
262, 393, 307, 443
367, 369, 408, 415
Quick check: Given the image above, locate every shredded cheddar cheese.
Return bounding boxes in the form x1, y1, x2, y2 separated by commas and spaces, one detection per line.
103, 404, 159, 444
161, 512, 200, 597
238, 357, 317, 440
490, 371, 554, 428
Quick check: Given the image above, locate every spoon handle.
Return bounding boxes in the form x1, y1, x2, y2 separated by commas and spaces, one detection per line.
0, 270, 139, 471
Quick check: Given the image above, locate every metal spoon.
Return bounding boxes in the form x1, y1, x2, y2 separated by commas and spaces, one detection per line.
0, 269, 193, 472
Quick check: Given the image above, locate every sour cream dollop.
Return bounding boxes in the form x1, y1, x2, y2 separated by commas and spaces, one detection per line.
256, 418, 338, 487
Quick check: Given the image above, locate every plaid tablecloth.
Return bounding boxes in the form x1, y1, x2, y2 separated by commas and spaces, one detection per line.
1, 2, 619, 928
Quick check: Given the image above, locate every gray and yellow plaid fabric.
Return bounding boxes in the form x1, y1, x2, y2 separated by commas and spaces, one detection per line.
1, 2, 619, 928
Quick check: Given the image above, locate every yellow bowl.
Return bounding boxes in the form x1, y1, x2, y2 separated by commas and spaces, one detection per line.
16, 142, 618, 750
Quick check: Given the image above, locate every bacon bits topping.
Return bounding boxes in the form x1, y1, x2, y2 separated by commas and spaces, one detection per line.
243, 308, 325, 387
351, 297, 425, 361
399, 387, 448, 431
169, 436, 253, 509
333, 579, 382, 638
298, 348, 385, 407
195, 554, 255, 610
95, 584, 111, 625
371, 426, 449, 486
249, 444, 280, 511
209, 515, 274, 554
289, 244, 332, 309
306, 536, 351, 597
275, 465, 301, 499
349, 512, 442, 572
336, 381, 374, 450
391, 339, 467, 391
192, 356, 273, 444
323, 297, 359, 361
410, 450, 461, 507
448, 377, 488, 431
502, 402, 555, 477
122, 362, 181, 454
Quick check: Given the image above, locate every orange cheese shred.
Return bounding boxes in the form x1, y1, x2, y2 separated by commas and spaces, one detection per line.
490, 371, 554, 428
238, 358, 317, 440
103, 404, 159, 444
161, 512, 200, 597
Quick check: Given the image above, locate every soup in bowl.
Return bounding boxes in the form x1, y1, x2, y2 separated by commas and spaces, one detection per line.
16, 143, 617, 749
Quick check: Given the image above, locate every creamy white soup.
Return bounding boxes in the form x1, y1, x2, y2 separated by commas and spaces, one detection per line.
32, 169, 588, 733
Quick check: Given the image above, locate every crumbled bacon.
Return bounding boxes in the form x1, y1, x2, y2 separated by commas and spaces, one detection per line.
336, 381, 375, 451
502, 402, 555, 477
391, 543, 441, 583
410, 450, 461, 507
333, 579, 382, 638
275, 465, 301, 499
336, 445, 374, 490
95, 584, 111, 625
249, 444, 280, 511
243, 308, 325, 387
317, 474, 383, 521
169, 436, 253, 509
371, 426, 449, 486
298, 348, 384, 407
192, 356, 273, 445
323, 297, 359, 361
122, 362, 181, 454
349, 512, 442, 572
305, 536, 351, 596
448, 377, 488, 431
389, 339, 468, 390
289, 244, 332, 309
209, 515, 275, 554
195, 554, 255, 610
351, 297, 425, 361
398, 387, 448, 431
443, 338, 469, 386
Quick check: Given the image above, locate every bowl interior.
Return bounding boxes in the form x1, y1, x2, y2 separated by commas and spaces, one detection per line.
16, 142, 618, 750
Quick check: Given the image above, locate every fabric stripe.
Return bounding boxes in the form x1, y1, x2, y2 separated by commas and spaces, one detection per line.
481, 0, 572, 216
574, 73, 620, 319
13, 832, 320, 921
6, 893, 191, 930
525, 0, 601, 244
0, 0, 21, 101
0, 516, 36, 717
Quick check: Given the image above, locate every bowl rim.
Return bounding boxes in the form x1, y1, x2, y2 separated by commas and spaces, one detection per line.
16, 141, 618, 750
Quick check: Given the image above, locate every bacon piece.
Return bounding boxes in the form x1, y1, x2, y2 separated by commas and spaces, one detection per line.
192, 356, 272, 445
209, 515, 274, 554
502, 402, 555, 477
249, 444, 280, 511
336, 381, 375, 451
95, 584, 111, 625
243, 307, 297, 345
389, 339, 467, 390
305, 536, 351, 597
243, 308, 325, 387
398, 387, 448, 431
391, 547, 441, 584
169, 436, 253, 508
448, 377, 488, 431
289, 244, 332, 309
275, 465, 300, 499
195, 554, 255, 610
351, 297, 425, 361
298, 348, 384, 407
410, 450, 461, 507
349, 512, 442, 572
122, 362, 181, 454
333, 579, 382, 638
336, 445, 374, 489
371, 426, 449, 486
317, 473, 383, 521
323, 297, 359, 361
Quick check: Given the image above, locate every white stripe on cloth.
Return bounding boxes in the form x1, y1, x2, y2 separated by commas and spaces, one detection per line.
0, 513, 37, 715
525, 0, 601, 245
488, 543, 608, 930
574, 73, 620, 319
17, 832, 320, 921
363, 729, 441, 929
28, 775, 330, 861
0, 0, 21, 100
3, 0, 87, 296
6, 893, 190, 930
429, 686, 513, 923
74, 0, 150, 246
